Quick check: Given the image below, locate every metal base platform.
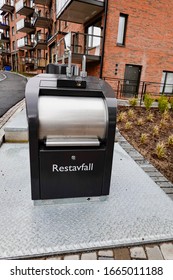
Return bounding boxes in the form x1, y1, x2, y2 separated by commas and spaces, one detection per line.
1, 143, 173, 259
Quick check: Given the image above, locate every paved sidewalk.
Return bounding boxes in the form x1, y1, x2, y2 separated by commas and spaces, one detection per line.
1, 100, 173, 260
39, 129, 173, 261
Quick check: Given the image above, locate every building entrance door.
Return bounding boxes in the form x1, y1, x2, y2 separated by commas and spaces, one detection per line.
123, 65, 142, 97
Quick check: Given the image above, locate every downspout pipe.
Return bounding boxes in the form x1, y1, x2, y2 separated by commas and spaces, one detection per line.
99, 0, 108, 79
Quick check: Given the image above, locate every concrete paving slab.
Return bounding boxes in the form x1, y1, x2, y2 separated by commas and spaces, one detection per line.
1, 143, 173, 259
3, 108, 28, 142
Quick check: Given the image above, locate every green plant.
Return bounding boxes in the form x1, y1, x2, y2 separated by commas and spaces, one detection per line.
169, 98, 173, 111
137, 118, 144, 126
158, 95, 169, 113
159, 118, 167, 128
125, 121, 132, 130
155, 142, 166, 159
144, 93, 154, 110
140, 133, 148, 144
129, 97, 138, 107
153, 125, 159, 136
162, 110, 170, 121
146, 113, 154, 122
168, 135, 173, 146
127, 109, 135, 119
117, 111, 127, 122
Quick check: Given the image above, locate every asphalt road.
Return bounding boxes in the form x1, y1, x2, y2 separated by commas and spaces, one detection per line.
0, 71, 27, 117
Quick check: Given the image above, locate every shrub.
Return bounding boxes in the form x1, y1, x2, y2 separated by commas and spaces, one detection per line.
146, 113, 154, 122
169, 98, 173, 111
137, 118, 144, 126
140, 133, 148, 144
155, 142, 166, 159
117, 111, 127, 122
129, 97, 138, 107
168, 135, 173, 146
162, 110, 170, 121
125, 121, 132, 130
153, 125, 159, 136
127, 109, 135, 119
158, 95, 169, 113
159, 119, 167, 128
144, 93, 154, 110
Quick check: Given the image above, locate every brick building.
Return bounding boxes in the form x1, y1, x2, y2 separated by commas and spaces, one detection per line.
1, 0, 173, 96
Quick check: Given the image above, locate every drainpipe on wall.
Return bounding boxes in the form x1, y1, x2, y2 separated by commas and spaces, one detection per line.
99, 0, 108, 79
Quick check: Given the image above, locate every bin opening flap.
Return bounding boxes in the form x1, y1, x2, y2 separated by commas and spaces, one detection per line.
45, 137, 100, 147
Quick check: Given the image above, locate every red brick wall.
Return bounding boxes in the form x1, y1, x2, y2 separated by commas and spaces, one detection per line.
102, 0, 173, 83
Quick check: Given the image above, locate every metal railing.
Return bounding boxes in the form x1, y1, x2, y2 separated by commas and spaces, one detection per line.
34, 33, 47, 44
57, 31, 102, 59
0, 48, 10, 55
103, 77, 173, 103
16, 18, 34, 31
15, 0, 33, 13
0, 33, 10, 40
34, 57, 47, 68
20, 56, 35, 64
1, 0, 14, 6
17, 37, 34, 48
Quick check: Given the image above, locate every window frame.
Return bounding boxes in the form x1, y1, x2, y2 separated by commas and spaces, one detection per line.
161, 71, 173, 94
117, 13, 128, 46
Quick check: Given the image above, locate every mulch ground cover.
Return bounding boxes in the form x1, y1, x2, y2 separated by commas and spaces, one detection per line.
117, 106, 173, 184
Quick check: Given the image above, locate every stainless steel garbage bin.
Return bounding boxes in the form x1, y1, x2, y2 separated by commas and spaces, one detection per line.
25, 74, 117, 200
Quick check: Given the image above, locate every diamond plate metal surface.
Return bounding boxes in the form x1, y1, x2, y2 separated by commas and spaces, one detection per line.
0, 143, 173, 259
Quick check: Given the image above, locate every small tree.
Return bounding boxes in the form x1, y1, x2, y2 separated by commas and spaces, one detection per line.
144, 93, 153, 110
158, 95, 169, 113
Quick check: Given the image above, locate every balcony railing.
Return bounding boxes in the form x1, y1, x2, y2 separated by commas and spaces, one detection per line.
0, 48, 10, 55
16, 18, 35, 33
34, 57, 47, 69
0, 33, 10, 43
34, 33, 47, 50
56, 0, 104, 24
0, 21, 10, 30
15, 0, 34, 16
57, 31, 102, 63
0, 0, 15, 13
17, 37, 34, 49
33, 0, 51, 6
21, 56, 35, 65
33, 9, 52, 28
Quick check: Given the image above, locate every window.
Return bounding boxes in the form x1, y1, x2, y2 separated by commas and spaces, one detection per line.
161, 71, 173, 94
12, 27, 14, 36
117, 13, 128, 45
87, 26, 101, 48
12, 41, 15, 50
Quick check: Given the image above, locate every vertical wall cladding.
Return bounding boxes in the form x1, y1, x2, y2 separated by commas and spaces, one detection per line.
103, 0, 173, 83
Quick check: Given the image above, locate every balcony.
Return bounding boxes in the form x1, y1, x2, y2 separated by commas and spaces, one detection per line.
16, 18, 35, 33
34, 33, 47, 50
17, 37, 34, 50
34, 57, 47, 69
33, 10, 52, 29
0, 0, 14, 13
0, 21, 10, 30
21, 56, 35, 65
0, 48, 10, 55
56, 0, 104, 24
33, 0, 51, 6
15, 0, 34, 16
57, 31, 102, 64
0, 33, 10, 43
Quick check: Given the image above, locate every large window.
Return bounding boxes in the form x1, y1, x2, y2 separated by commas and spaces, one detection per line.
87, 26, 101, 48
117, 13, 128, 45
161, 71, 173, 94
